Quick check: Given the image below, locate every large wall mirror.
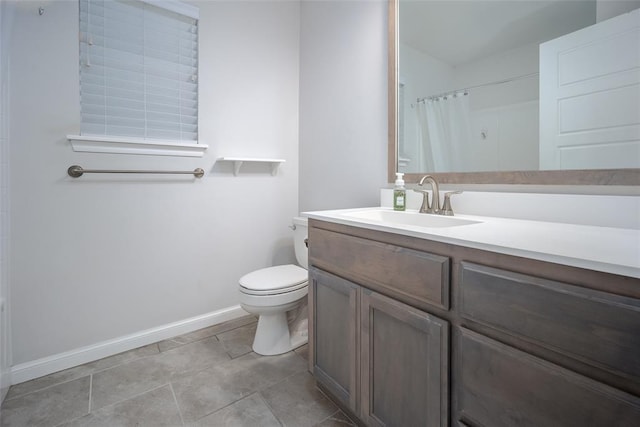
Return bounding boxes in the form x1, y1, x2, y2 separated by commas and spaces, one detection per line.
388, 0, 640, 185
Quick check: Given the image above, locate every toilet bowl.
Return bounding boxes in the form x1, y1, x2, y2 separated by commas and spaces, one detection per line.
239, 217, 309, 356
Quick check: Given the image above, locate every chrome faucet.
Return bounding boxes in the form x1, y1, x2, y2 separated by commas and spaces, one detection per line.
414, 175, 440, 214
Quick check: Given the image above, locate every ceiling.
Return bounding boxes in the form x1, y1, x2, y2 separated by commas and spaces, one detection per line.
399, 0, 598, 66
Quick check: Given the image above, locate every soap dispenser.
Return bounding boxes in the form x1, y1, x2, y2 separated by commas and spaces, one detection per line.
393, 172, 406, 211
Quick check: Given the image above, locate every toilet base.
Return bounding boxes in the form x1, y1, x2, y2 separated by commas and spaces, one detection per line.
252, 312, 308, 356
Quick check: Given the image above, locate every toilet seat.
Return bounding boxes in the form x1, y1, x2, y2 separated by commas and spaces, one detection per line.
239, 264, 308, 296
240, 281, 308, 296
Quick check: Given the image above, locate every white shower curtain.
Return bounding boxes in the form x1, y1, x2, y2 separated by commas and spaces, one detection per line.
416, 92, 471, 171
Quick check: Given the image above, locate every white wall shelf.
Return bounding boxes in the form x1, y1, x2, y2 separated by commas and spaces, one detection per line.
216, 157, 286, 176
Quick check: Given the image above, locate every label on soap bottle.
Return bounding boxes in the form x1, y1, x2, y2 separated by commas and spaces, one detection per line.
393, 189, 406, 211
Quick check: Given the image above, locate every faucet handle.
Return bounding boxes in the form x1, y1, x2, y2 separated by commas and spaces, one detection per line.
413, 188, 433, 213
441, 191, 463, 216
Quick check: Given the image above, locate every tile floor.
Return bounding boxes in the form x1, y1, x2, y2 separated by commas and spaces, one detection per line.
0, 316, 355, 427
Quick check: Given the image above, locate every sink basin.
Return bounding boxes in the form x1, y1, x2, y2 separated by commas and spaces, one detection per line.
341, 209, 481, 228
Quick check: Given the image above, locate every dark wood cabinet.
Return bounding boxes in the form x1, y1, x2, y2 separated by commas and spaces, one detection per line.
459, 262, 640, 386
309, 267, 449, 427
458, 328, 640, 427
361, 289, 448, 427
310, 226, 450, 311
309, 267, 360, 414
308, 218, 640, 426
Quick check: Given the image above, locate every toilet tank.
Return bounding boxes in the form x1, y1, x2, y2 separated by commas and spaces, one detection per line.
292, 216, 308, 269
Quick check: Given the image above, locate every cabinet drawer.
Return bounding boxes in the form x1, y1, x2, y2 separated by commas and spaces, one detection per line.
460, 262, 640, 382
310, 228, 450, 310
458, 328, 640, 427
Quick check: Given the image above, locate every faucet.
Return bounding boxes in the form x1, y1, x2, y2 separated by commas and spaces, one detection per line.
413, 176, 463, 215
414, 175, 440, 214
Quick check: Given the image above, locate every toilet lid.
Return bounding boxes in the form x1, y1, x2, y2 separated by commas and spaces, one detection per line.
240, 280, 308, 296
239, 264, 308, 293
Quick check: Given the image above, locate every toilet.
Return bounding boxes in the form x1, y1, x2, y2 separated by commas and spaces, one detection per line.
239, 217, 309, 356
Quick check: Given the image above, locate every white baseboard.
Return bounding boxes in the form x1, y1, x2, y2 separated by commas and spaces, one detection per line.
10, 305, 249, 385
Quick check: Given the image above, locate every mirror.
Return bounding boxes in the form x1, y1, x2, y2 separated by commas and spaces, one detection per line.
389, 0, 640, 184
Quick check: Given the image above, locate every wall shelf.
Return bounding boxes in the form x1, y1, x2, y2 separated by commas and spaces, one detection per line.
216, 157, 285, 176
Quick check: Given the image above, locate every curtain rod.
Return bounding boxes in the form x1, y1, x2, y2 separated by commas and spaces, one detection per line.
417, 72, 539, 103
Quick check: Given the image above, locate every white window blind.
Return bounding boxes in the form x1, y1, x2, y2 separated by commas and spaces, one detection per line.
79, 0, 198, 142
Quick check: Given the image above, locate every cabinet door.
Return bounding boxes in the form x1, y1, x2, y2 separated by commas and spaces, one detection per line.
361, 289, 449, 427
309, 267, 359, 413
457, 328, 640, 427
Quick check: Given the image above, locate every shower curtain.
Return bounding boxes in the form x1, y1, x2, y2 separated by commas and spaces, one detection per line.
416, 92, 471, 172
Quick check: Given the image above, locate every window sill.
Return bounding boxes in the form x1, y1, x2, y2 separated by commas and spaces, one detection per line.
67, 135, 208, 157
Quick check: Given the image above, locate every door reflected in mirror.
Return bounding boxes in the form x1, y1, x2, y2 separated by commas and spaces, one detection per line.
397, 0, 640, 175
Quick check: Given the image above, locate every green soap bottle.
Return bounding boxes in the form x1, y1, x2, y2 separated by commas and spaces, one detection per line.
393, 172, 406, 211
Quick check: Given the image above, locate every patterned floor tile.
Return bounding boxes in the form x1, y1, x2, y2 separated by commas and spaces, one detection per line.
0, 377, 90, 427
215, 323, 257, 359
172, 351, 306, 424
260, 370, 337, 427
187, 392, 280, 427
59, 385, 182, 427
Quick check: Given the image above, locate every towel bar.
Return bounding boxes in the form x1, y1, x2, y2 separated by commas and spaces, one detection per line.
67, 165, 205, 178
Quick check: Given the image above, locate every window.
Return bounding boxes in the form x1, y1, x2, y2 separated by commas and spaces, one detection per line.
77, 0, 200, 149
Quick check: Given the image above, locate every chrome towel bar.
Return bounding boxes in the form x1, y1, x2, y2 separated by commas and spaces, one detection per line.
67, 165, 204, 178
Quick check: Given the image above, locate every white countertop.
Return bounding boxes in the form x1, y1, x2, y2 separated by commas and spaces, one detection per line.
305, 207, 640, 279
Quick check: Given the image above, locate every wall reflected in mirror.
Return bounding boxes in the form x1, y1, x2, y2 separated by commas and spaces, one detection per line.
398, 0, 640, 175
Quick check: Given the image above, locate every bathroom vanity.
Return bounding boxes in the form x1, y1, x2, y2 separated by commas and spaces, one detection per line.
305, 210, 640, 426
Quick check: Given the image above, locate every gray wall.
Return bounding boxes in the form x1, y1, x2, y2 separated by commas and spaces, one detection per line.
8, 0, 300, 370
5, 0, 390, 382
0, 0, 12, 400
299, 0, 389, 212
